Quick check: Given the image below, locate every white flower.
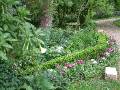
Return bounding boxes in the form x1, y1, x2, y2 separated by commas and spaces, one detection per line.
105, 52, 110, 57
92, 61, 98, 64
102, 57, 106, 60
91, 59, 95, 62
47, 69, 56, 73
56, 46, 64, 53
48, 69, 53, 72
91, 59, 98, 64
63, 66, 68, 71
41, 47, 47, 53
107, 41, 109, 44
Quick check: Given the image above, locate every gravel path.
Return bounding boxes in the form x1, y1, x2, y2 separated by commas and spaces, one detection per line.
96, 18, 120, 49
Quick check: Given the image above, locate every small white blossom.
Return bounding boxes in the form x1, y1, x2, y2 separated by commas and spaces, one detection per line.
91, 59, 95, 62
56, 46, 64, 53
107, 41, 109, 44
91, 59, 98, 64
63, 66, 68, 71
105, 52, 110, 57
47, 69, 56, 73
102, 57, 106, 60
92, 60, 98, 64
41, 47, 47, 53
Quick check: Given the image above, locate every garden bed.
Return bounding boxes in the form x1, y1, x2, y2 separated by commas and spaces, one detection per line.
37, 36, 119, 90
19, 33, 109, 76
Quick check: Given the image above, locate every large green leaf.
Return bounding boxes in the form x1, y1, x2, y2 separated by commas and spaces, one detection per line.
0, 51, 7, 60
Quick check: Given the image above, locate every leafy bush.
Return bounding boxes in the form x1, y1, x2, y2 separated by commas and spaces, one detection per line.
0, 59, 21, 89
0, 0, 44, 62
114, 0, 120, 11
66, 30, 98, 52
0, 0, 50, 89
42, 28, 73, 47
94, 0, 114, 18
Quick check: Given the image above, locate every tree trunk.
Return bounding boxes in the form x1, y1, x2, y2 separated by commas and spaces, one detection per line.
40, 0, 53, 28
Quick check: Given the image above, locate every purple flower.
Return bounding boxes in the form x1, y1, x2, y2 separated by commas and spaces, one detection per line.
107, 48, 114, 53
76, 60, 84, 64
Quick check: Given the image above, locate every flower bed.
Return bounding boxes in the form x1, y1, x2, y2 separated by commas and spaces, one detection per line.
39, 33, 108, 69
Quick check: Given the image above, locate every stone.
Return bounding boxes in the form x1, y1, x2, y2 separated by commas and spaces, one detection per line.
105, 67, 117, 80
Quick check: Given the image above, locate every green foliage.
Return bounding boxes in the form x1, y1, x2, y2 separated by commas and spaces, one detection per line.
0, 0, 50, 89
94, 0, 114, 18
43, 28, 72, 47
114, 0, 120, 11
0, 59, 21, 89
23, 0, 114, 27
113, 20, 120, 27
0, 0, 44, 61
66, 30, 99, 52
39, 33, 108, 69
19, 72, 55, 90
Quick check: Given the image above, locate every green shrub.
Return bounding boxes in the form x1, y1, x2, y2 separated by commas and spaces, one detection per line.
0, 59, 22, 89
66, 30, 99, 52
0, 0, 44, 64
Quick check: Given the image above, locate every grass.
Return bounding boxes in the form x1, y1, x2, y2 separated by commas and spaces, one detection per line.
67, 80, 120, 90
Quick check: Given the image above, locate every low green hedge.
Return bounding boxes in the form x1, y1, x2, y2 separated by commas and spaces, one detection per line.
39, 33, 108, 69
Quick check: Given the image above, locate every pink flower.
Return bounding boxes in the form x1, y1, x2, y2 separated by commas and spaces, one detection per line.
107, 48, 114, 53
76, 60, 84, 64
64, 63, 76, 68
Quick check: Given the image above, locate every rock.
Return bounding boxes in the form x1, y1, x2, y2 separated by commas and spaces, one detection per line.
105, 67, 117, 80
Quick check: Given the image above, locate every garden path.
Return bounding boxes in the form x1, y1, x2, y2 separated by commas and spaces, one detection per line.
96, 18, 120, 80
96, 18, 120, 48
